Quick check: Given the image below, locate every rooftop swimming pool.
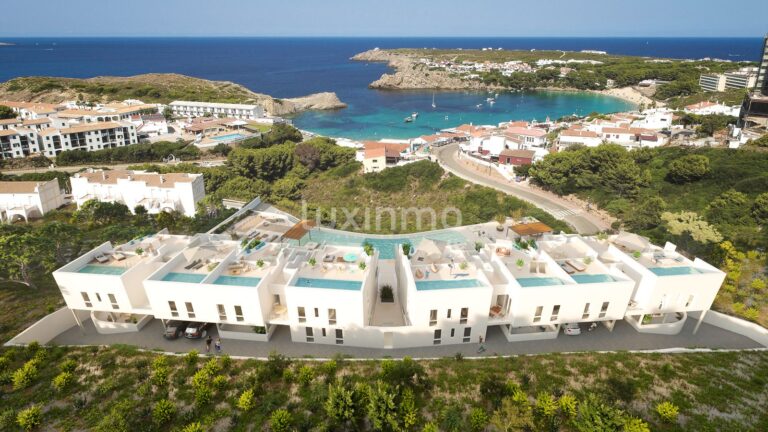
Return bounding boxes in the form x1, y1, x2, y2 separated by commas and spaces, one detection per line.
571, 274, 617, 284
294, 277, 362, 291
162, 272, 206, 283
516, 277, 565, 287
214, 275, 262, 287
292, 229, 467, 259
415, 278, 483, 290
78, 264, 127, 275
649, 266, 703, 276
211, 133, 247, 141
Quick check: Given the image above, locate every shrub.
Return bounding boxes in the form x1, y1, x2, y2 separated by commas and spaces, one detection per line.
380, 285, 394, 303
152, 399, 176, 425
12, 359, 40, 390
52, 371, 74, 392
0, 357, 9, 372
666, 155, 710, 184
185, 350, 199, 367
270, 409, 292, 432
181, 422, 205, 432
151, 366, 169, 387
195, 385, 213, 407
212, 375, 228, 390
297, 365, 315, 386
59, 359, 77, 374
422, 422, 439, 432
221, 354, 232, 369
16, 405, 42, 431
742, 307, 760, 322
655, 401, 679, 423
237, 389, 256, 411
469, 407, 489, 432
320, 359, 338, 377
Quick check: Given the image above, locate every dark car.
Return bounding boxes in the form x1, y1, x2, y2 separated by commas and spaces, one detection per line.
184, 322, 211, 339
163, 320, 189, 340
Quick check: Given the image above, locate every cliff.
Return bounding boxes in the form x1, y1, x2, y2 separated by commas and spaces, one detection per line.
0, 73, 346, 116
352, 49, 488, 91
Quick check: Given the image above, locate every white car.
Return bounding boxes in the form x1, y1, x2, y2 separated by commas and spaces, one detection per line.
563, 323, 581, 335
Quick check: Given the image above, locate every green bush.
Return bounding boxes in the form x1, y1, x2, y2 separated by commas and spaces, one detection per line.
181, 422, 205, 432
270, 409, 292, 432
655, 401, 679, 423
469, 407, 489, 432
12, 359, 40, 390
16, 405, 42, 431
59, 359, 77, 374
237, 388, 256, 411
297, 365, 315, 386
212, 375, 227, 390
151, 366, 169, 387
152, 399, 176, 425
52, 371, 74, 392
185, 350, 199, 367
194, 385, 213, 407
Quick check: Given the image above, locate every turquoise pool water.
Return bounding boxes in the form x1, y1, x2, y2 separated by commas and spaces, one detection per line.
213, 275, 262, 287
211, 133, 246, 141
649, 266, 703, 276
292, 229, 467, 259
78, 264, 127, 275
571, 274, 617, 284
294, 277, 362, 291
415, 279, 483, 290
162, 272, 206, 283
516, 277, 565, 287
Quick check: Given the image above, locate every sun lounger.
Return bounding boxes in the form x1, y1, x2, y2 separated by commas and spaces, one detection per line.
112, 253, 126, 261
323, 254, 335, 263
415, 269, 424, 279
495, 247, 511, 257
94, 253, 109, 263
192, 261, 205, 270
565, 259, 586, 272
490, 305, 502, 317
184, 259, 200, 270
453, 273, 469, 278
431, 263, 439, 273
561, 264, 575, 274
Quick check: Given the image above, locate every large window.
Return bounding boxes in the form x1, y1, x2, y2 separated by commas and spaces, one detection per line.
533, 306, 543, 323
185, 302, 195, 319
582, 303, 590, 319
429, 309, 437, 326
551, 305, 560, 321
217, 304, 227, 321
298, 307, 306, 323
234, 305, 244, 322
599, 302, 609, 319
108, 294, 119, 310
335, 329, 344, 345
460, 308, 469, 324
81, 292, 92, 308
433, 329, 442, 345
169, 301, 178, 318
328, 308, 337, 325
463, 327, 472, 343
305, 327, 314, 343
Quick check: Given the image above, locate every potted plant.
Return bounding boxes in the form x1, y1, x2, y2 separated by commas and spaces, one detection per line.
362, 241, 374, 256
256, 259, 265, 268
358, 262, 367, 271
515, 258, 525, 269
401, 243, 411, 256
207, 262, 218, 272
459, 262, 468, 271
632, 251, 642, 260
130, 315, 138, 324
380, 285, 394, 303
135, 247, 144, 256
308, 258, 317, 267
475, 242, 483, 252
253, 326, 267, 334
642, 315, 652, 325
495, 214, 506, 232
596, 232, 608, 242
583, 257, 593, 265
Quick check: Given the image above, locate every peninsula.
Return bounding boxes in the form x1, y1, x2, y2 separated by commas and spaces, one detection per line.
353, 48, 757, 108
0, 73, 346, 116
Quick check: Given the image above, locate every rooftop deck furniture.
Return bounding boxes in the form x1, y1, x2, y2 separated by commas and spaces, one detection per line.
323, 254, 335, 263
565, 259, 586, 272
415, 269, 425, 279
431, 263, 439, 273
495, 247, 511, 256
94, 253, 109, 263
112, 252, 126, 261
184, 259, 201, 270
490, 305, 503, 317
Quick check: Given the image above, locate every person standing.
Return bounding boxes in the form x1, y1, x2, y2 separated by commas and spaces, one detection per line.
214, 338, 222, 354
477, 335, 486, 353
205, 335, 212, 353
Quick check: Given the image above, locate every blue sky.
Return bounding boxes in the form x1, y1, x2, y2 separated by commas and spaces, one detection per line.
0, 0, 766, 37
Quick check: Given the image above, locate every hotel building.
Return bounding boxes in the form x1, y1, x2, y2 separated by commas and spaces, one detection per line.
52, 212, 725, 348
169, 101, 265, 120
0, 179, 66, 223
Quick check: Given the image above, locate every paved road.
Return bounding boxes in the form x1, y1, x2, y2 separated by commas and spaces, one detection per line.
434, 144, 608, 234
51, 318, 761, 359
0, 158, 227, 175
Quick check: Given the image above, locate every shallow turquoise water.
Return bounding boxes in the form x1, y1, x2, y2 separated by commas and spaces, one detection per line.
415, 279, 483, 291
293, 90, 634, 140
78, 264, 126, 275
516, 276, 565, 287
214, 275, 262, 287
649, 267, 702, 276
162, 272, 206, 283
292, 229, 467, 259
571, 274, 617, 284
294, 277, 362, 291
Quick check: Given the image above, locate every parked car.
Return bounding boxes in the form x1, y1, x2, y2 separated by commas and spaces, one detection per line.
563, 323, 581, 336
163, 320, 189, 339
184, 322, 211, 339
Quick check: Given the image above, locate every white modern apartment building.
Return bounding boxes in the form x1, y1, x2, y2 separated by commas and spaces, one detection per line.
70, 169, 205, 217
52, 215, 725, 348
169, 101, 265, 120
699, 69, 758, 92
38, 122, 139, 157
0, 179, 66, 222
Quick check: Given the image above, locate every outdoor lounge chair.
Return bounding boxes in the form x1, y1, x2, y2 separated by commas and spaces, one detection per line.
184, 259, 200, 270
495, 247, 511, 257
415, 269, 424, 279
431, 263, 439, 273
565, 259, 586, 272
94, 253, 109, 263
323, 254, 335, 263
112, 252, 126, 261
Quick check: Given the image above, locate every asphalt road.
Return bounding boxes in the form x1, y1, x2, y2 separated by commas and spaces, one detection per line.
434, 144, 607, 234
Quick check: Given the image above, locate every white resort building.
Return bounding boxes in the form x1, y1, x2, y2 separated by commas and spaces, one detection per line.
51, 209, 725, 349
169, 101, 265, 120
70, 169, 205, 217
0, 179, 66, 223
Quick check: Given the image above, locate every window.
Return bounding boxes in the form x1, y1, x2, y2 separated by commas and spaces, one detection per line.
108, 294, 119, 310
463, 327, 472, 343
328, 308, 336, 325
599, 302, 609, 319
81, 292, 92, 308
582, 303, 590, 319
306, 327, 314, 343
447, 309, 452, 319
433, 329, 442, 345
533, 306, 543, 323
314, 308, 319, 318
185, 302, 195, 319
322, 328, 327, 337
234, 305, 244, 322
335, 329, 344, 345
95, 293, 102, 302
685, 295, 694, 308
460, 308, 469, 324
429, 309, 437, 326
169, 301, 178, 317
217, 304, 227, 321
450, 328, 455, 338
298, 307, 306, 323
273, 294, 281, 305
551, 305, 560, 321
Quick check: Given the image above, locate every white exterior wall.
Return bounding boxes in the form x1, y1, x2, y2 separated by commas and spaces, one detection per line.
0, 179, 65, 218
170, 101, 264, 120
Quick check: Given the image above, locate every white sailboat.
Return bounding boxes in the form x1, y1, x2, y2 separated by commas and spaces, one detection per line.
431, 93, 436, 109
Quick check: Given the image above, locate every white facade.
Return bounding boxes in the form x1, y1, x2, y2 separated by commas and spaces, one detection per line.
169, 101, 265, 120
0, 179, 66, 222
52, 220, 725, 348
70, 169, 205, 217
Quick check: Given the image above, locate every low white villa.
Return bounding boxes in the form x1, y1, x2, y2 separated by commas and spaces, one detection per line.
169, 101, 265, 120
70, 169, 205, 217
51, 212, 725, 348
0, 179, 66, 223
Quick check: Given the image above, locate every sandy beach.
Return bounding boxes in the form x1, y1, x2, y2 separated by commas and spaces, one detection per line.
595, 86, 664, 107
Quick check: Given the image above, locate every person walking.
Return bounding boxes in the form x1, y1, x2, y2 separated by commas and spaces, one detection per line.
205, 335, 213, 353
477, 335, 486, 354
214, 338, 222, 354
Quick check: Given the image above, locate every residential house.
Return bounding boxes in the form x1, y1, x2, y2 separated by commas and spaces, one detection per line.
0, 179, 66, 223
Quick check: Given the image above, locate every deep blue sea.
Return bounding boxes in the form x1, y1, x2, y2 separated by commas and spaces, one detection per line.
0, 37, 762, 139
